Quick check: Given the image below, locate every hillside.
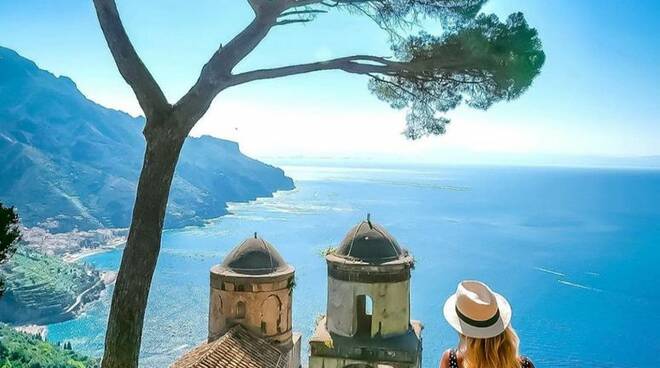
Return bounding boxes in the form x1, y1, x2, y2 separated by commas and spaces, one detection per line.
0, 46, 294, 232
0, 249, 107, 325
0, 323, 98, 367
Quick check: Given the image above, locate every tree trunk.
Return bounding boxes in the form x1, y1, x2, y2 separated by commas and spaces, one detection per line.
102, 121, 187, 368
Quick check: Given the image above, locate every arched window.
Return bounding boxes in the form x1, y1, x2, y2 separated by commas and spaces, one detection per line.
261, 295, 282, 336
356, 294, 374, 336
236, 301, 246, 319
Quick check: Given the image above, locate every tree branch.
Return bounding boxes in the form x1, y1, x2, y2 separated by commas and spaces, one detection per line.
275, 18, 314, 26
246, 0, 260, 12
285, 0, 324, 9
279, 9, 328, 17
92, 0, 169, 119
367, 73, 417, 98
230, 55, 405, 85
285, 0, 375, 9
174, 8, 281, 124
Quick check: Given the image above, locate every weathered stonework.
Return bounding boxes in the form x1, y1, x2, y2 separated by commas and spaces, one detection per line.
173, 235, 301, 368
209, 266, 295, 348
309, 219, 423, 368
174, 218, 422, 368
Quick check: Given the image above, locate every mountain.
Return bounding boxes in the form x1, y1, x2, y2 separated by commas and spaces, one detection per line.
0, 46, 294, 232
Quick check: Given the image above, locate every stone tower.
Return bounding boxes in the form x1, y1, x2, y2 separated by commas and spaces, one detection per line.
309, 217, 423, 368
174, 233, 302, 368
209, 234, 294, 346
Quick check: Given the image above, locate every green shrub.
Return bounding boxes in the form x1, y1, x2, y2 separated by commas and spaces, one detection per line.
0, 324, 98, 368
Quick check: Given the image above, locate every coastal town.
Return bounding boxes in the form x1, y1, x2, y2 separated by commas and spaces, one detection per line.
0, 226, 124, 336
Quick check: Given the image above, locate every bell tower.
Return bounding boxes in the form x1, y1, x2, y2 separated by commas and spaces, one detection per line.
309, 216, 423, 368
174, 234, 302, 368
208, 234, 301, 367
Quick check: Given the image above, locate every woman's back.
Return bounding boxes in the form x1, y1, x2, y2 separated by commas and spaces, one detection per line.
440, 348, 535, 368
440, 281, 536, 368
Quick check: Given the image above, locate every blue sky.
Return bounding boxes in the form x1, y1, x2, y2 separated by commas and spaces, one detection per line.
1, 0, 659, 162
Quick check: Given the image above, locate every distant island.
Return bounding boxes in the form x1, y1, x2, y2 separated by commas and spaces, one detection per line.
0, 46, 294, 329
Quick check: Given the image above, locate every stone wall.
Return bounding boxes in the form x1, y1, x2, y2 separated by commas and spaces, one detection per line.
327, 277, 410, 338
208, 272, 294, 347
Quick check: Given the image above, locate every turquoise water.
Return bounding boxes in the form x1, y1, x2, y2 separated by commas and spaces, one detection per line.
48, 165, 660, 367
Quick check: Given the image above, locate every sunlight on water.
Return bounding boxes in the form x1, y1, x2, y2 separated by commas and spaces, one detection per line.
47, 165, 660, 367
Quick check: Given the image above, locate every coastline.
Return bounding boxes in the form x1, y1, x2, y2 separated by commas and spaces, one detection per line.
5, 268, 117, 340
62, 240, 126, 263
13, 324, 48, 340
5, 187, 296, 330
0, 229, 124, 327
21, 227, 127, 260
63, 273, 114, 315
0, 249, 108, 326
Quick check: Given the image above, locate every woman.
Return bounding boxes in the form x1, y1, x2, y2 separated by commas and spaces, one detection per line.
440, 280, 535, 368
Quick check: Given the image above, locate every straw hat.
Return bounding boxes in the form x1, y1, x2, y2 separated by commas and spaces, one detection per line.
443, 280, 512, 338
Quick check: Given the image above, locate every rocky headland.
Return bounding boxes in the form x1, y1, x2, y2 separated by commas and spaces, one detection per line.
0, 45, 295, 327
0, 45, 294, 233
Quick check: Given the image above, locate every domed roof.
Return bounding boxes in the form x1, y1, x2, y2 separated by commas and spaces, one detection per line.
221, 234, 289, 275
335, 216, 404, 263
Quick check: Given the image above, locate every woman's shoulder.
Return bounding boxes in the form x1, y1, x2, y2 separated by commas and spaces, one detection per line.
439, 349, 460, 368
441, 350, 533, 368
519, 355, 536, 368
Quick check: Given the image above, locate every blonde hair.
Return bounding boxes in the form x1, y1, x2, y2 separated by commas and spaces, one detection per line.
459, 326, 520, 368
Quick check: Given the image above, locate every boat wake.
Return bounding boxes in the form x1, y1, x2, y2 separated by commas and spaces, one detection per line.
558, 280, 602, 292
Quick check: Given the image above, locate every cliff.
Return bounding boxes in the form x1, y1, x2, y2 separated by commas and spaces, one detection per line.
0, 46, 294, 232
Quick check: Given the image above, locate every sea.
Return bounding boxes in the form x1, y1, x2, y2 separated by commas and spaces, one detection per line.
46, 164, 660, 367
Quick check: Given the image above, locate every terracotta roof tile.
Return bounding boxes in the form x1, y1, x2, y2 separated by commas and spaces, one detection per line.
171, 326, 288, 368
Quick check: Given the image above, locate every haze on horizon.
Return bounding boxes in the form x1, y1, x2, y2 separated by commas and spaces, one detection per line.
1, 0, 658, 164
